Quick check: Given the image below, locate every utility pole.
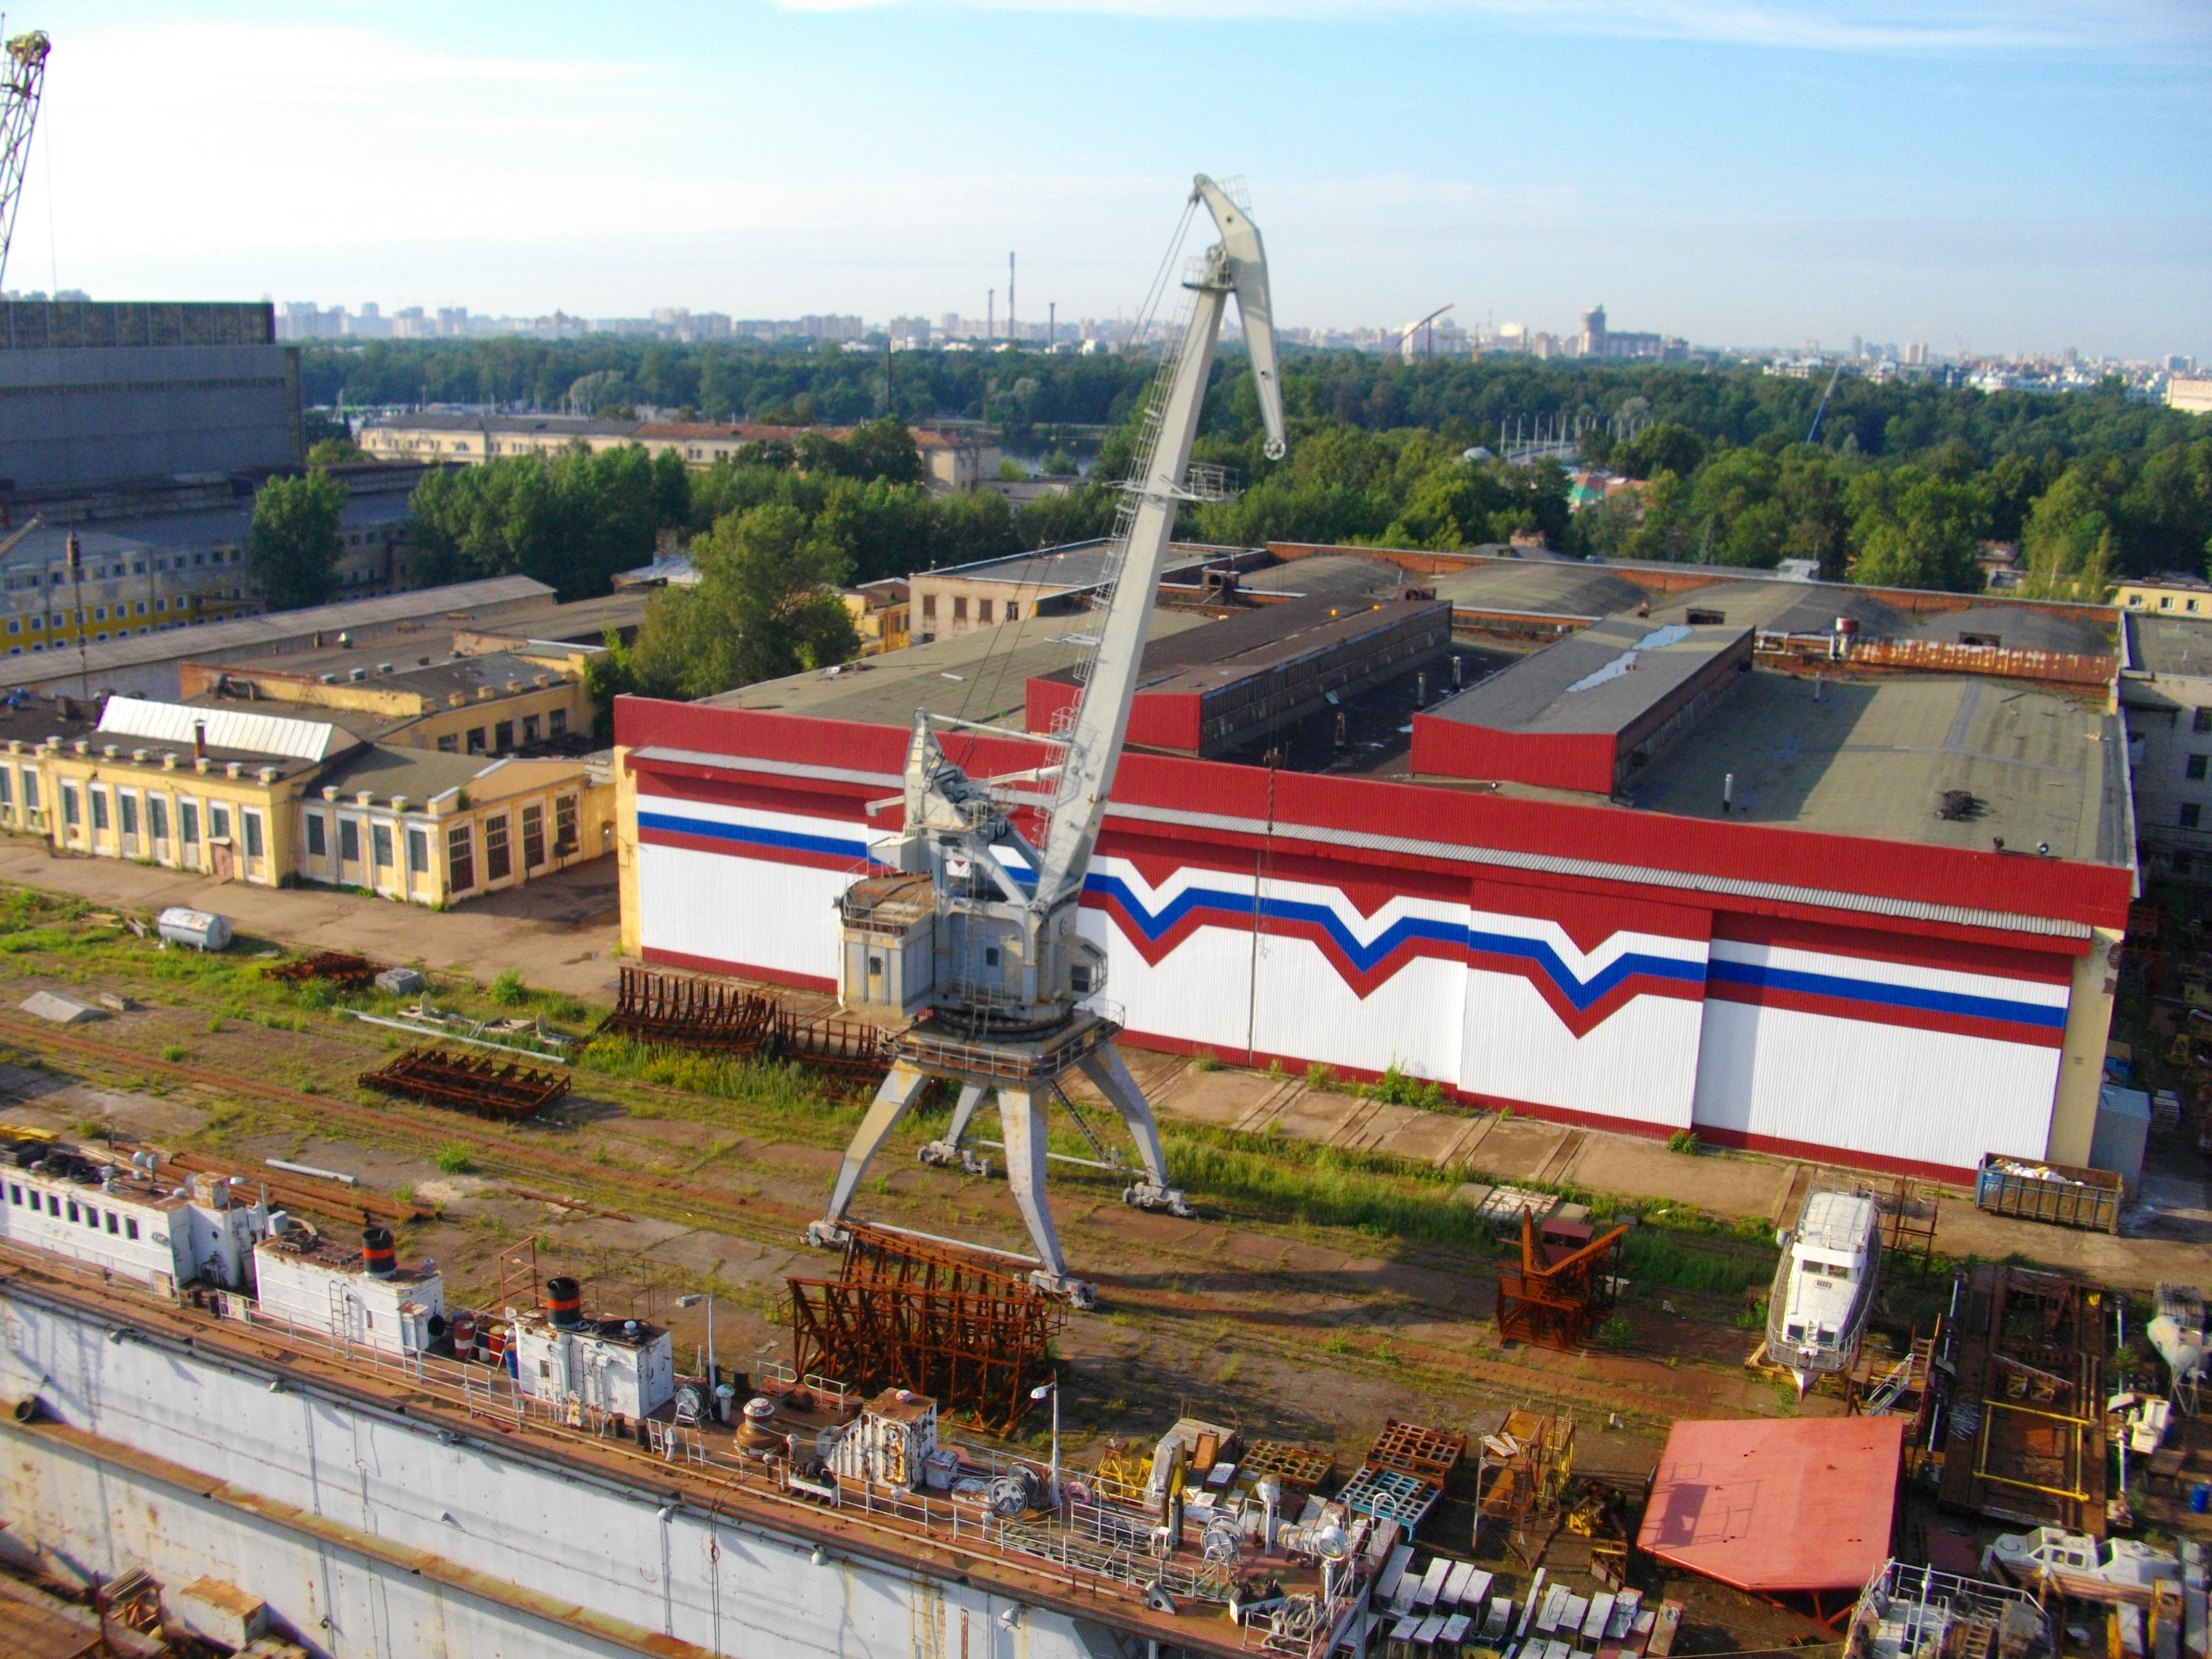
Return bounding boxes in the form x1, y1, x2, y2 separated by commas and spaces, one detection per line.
1048, 302, 1055, 351
66, 529, 87, 702
1008, 252, 1016, 343
987, 289, 994, 342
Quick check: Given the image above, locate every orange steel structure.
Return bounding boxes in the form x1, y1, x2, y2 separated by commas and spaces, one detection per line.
1495, 1212, 1630, 1350
780, 1224, 1063, 1434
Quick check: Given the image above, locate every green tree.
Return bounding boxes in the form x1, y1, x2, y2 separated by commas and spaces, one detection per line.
1614, 421, 1708, 481
249, 471, 347, 611
2020, 461, 2124, 597
1846, 466, 1987, 591
629, 504, 859, 699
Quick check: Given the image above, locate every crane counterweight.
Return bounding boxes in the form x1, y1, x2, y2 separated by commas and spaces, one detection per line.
808, 175, 1287, 1305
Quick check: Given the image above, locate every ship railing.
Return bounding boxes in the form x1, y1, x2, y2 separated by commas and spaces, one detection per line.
0, 1240, 1255, 1609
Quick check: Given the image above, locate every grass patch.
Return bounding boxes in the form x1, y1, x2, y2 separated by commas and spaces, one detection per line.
490, 970, 529, 1007
159, 1044, 187, 1062
1359, 1064, 1443, 1110
1595, 1314, 1635, 1350
431, 1143, 475, 1175
1665, 1129, 1698, 1153
579, 1034, 870, 1126
1621, 1225, 1776, 1295
1304, 1062, 1336, 1091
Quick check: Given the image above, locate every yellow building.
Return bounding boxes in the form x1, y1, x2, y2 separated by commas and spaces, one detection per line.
301, 746, 615, 907
842, 578, 910, 654
178, 643, 594, 757
33, 699, 335, 885
0, 690, 614, 908
2114, 574, 2212, 615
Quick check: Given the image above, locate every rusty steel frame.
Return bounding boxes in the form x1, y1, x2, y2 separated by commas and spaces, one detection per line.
597, 965, 893, 1093
265, 951, 380, 990
1495, 1212, 1630, 1351
358, 1046, 571, 1120
779, 1224, 1064, 1433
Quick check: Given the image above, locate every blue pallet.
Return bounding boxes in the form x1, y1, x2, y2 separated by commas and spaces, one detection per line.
1336, 1465, 1440, 1529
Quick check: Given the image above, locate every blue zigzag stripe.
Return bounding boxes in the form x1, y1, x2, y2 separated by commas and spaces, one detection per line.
638, 808, 2061, 1031
1466, 928, 1708, 1011
1708, 959, 2066, 1030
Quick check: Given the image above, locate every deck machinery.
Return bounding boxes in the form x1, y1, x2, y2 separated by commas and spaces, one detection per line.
807, 175, 1287, 1305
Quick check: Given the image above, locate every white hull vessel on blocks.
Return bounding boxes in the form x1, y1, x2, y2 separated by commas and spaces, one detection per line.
1767, 1182, 1883, 1395
806, 174, 1288, 1308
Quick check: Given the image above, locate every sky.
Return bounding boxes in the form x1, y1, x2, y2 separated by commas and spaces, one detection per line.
12, 1, 2211, 360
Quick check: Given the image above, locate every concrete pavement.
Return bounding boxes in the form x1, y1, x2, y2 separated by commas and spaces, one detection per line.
0, 834, 622, 999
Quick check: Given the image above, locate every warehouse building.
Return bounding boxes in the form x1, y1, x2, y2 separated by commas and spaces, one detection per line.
614, 569, 2136, 1181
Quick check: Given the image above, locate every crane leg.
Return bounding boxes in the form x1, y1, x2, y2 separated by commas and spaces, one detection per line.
1075, 1047, 1191, 1217
999, 1087, 1094, 1307
805, 1061, 932, 1247
917, 1081, 993, 1176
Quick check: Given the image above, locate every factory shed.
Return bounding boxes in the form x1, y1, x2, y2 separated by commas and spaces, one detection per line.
1637, 1416, 1905, 1612
1025, 594, 1452, 759
1412, 615, 1754, 793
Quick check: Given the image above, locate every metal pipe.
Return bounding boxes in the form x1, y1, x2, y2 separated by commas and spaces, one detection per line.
346, 1011, 572, 1064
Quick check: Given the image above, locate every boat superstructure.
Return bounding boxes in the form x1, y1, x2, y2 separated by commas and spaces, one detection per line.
1766, 1182, 1883, 1394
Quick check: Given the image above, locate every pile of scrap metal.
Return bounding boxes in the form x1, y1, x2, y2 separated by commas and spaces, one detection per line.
598, 964, 891, 1090
1845, 1557, 2053, 1659
1335, 1418, 1466, 1533
357, 1046, 571, 1120
263, 951, 380, 991
1934, 1263, 2109, 1536
1495, 1210, 1631, 1351
1478, 1409, 1575, 1568
779, 1223, 1062, 1433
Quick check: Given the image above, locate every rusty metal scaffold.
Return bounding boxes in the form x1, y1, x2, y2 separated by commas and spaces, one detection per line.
779, 1223, 1063, 1435
1495, 1212, 1630, 1351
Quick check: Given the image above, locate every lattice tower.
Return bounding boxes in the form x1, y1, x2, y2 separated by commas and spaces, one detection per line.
0, 32, 49, 293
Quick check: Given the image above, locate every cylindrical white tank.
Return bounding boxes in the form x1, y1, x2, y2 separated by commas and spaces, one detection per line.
156, 908, 232, 952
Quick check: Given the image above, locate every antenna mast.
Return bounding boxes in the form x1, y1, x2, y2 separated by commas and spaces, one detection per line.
0, 30, 49, 292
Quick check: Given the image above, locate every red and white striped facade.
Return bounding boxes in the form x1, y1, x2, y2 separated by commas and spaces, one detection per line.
617, 698, 2130, 1181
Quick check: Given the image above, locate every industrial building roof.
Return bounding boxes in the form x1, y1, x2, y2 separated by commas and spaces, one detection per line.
1421, 615, 1752, 739
1038, 595, 1440, 699
1426, 560, 1650, 618
1238, 555, 1407, 602
1, 492, 412, 577
1623, 668, 2131, 863
315, 746, 583, 808
1637, 1416, 1905, 1594
921, 540, 1228, 594
2127, 612, 2212, 678
703, 609, 1213, 729
1909, 605, 2113, 655
1640, 578, 1910, 635
0, 575, 557, 691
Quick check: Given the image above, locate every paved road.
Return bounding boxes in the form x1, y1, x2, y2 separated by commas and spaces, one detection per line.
0, 835, 623, 999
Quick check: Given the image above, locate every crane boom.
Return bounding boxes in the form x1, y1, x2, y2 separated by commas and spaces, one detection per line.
0, 32, 49, 295
1031, 176, 1284, 911
814, 176, 1289, 1301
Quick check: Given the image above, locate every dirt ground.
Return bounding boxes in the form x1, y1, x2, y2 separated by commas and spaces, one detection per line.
1, 866, 2208, 1651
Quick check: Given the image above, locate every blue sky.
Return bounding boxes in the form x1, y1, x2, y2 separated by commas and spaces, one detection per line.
18, 1, 2211, 358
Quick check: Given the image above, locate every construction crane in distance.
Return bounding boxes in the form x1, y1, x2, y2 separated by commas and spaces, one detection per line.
1398, 301, 1455, 361
0, 29, 47, 294
811, 174, 1288, 1306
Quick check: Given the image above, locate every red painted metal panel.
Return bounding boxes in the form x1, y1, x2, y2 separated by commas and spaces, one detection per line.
1637, 1416, 1905, 1593
614, 697, 2133, 933
1410, 714, 1618, 793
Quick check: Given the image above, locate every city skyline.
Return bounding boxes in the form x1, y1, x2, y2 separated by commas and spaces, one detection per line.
15, 0, 2211, 360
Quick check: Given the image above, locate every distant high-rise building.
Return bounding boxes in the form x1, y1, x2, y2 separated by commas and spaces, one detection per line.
1579, 304, 1606, 358
1905, 343, 1929, 366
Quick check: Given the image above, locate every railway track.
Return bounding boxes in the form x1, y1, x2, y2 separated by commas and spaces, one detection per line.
0, 1013, 1741, 1428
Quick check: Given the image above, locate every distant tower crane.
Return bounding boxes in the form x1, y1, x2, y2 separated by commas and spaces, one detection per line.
0, 30, 49, 293
808, 175, 1287, 1306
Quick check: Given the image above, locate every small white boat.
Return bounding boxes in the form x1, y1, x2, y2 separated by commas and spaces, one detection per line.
1766, 1184, 1882, 1395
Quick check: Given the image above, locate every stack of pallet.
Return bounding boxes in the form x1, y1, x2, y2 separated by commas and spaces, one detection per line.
1336, 1418, 1466, 1533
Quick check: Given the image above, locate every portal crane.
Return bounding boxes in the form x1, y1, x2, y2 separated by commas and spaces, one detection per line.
808, 175, 1287, 1304
0, 30, 49, 293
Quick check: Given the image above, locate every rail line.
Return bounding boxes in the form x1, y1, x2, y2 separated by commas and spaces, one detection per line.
0, 1013, 1733, 1427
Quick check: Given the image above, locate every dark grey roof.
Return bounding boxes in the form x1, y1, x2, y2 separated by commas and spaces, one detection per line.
1911, 606, 2112, 655
1239, 555, 1407, 601
1423, 614, 1751, 737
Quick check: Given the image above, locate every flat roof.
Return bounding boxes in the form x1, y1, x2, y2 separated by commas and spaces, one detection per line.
200, 646, 569, 700
703, 609, 1213, 729
1428, 561, 1650, 618
1641, 578, 1909, 636
1623, 667, 2130, 863
1038, 594, 1446, 697
1239, 555, 1407, 602
1422, 615, 1752, 739
1636, 1416, 1904, 1594
920, 540, 1231, 592
0, 575, 556, 689
2128, 612, 2212, 678
1, 493, 411, 574
1909, 605, 2111, 655
315, 746, 577, 805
